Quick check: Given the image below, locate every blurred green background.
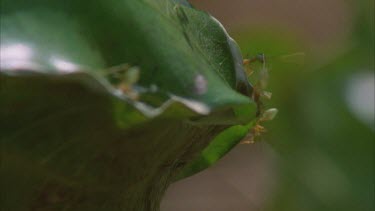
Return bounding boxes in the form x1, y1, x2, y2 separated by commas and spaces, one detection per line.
162, 0, 374, 210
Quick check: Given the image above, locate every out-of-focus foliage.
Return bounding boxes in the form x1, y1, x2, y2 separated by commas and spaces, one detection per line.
231, 0, 374, 210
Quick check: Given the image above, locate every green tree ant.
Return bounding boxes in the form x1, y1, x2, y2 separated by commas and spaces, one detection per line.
241, 53, 276, 143
241, 52, 304, 143
104, 64, 141, 100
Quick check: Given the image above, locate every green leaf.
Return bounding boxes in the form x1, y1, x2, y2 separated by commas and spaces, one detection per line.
1, 0, 253, 110
1, 0, 256, 210
174, 121, 255, 181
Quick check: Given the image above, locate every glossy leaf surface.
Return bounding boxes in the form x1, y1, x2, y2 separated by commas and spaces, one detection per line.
0, 0, 256, 210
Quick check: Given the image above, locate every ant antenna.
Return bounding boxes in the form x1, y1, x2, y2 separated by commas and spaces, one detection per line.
256, 53, 266, 71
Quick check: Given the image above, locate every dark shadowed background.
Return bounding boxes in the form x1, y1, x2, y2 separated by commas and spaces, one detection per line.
162, 0, 374, 210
